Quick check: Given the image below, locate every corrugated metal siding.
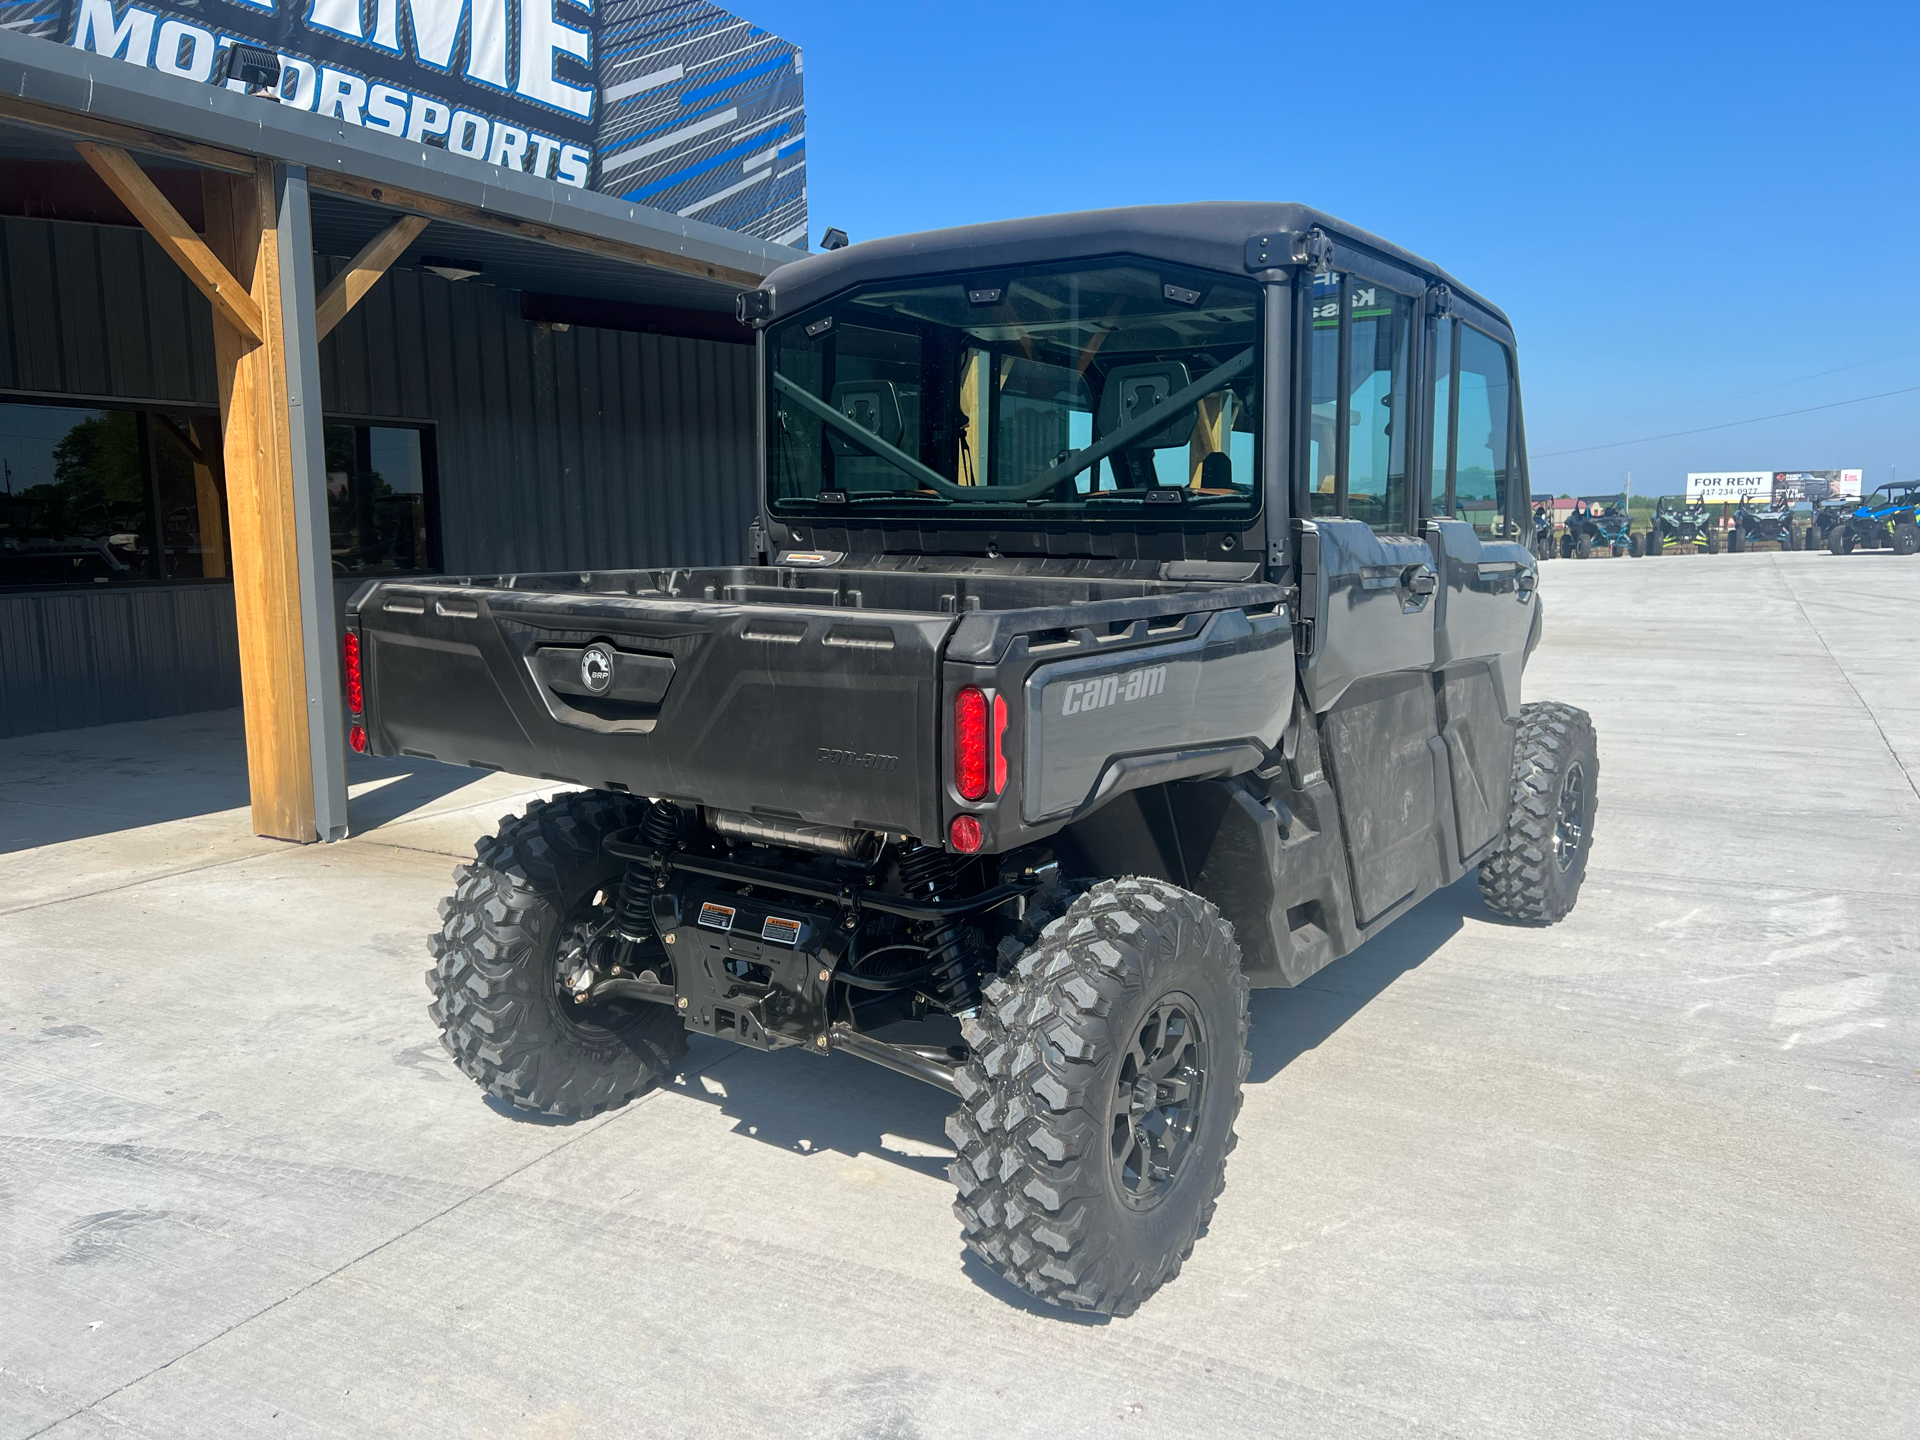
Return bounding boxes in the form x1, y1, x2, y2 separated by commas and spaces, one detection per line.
0, 217, 217, 404
0, 217, 757, 737
0, 583, 241, 736
314, 256, 758, 574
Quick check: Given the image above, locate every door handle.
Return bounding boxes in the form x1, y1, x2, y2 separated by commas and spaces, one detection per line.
1404, 566, 1437, 596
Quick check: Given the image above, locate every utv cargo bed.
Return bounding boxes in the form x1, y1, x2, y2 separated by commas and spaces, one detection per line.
348, 563, 1292, 846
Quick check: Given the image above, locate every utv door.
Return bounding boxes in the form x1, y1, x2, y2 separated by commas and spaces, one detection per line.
1296, 270, 1445, 926
1424, 305, 1534, 863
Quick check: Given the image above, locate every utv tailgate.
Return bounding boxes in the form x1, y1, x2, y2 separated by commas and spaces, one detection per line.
350, 582, 956, 840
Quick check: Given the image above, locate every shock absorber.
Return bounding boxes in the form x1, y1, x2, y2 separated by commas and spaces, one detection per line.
896, 843, 982, 1015
611, 800, 682, 945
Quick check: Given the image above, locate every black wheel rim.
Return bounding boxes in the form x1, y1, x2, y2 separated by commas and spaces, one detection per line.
1554, 762, 1588, 873
1109, 995, 1208, 1210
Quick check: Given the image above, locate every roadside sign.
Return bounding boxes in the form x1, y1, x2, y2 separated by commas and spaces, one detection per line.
1686, 472, 1770, 502
1773, 470, 1862, 504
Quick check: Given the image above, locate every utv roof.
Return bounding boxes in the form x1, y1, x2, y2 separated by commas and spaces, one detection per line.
759, 203, 1512, 334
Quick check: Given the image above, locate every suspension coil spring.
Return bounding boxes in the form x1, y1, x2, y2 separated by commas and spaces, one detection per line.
897, 843, 981, 1013
897, 842, 961, 901
609, 800, 681, 945
611, 862, 656, 943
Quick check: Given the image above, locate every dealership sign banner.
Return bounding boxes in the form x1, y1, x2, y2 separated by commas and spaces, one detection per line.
1686, 471, 1772, 503
1773, 470, 1862, 504
6, 0, 807, 243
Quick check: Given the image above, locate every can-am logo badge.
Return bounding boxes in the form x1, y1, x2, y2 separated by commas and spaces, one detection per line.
1058, 665, 1167, 717
579, 644, 614, 695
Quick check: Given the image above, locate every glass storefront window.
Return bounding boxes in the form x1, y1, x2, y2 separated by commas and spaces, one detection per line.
0, 403, 202, 588
325, 424, 436, 575
1, 401, 438, 589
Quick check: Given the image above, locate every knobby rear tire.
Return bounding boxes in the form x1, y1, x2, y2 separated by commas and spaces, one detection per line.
427, 791, 687, 1119
946, 878, 1249, 1318
1479, 701, 1598, 926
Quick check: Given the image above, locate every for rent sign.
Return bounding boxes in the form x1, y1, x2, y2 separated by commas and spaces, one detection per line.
13, 0, 808, 241
1686, 471, 1771, 503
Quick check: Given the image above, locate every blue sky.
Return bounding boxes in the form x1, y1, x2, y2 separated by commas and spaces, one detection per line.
747, 0, 1920, 497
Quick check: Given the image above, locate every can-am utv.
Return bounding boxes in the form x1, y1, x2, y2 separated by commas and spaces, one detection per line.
1642, 496, 1719, 555
1827, 481, 1920, 555
1560, 495, 1639, 557
1727, 493, 1799, 551
346, 204, 1597, 1318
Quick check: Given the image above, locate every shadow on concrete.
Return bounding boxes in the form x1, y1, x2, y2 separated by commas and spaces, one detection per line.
346, 757, 496, 834
0, 706, 490, 854
661, 1028, 962, 1178
473, 877, 1473, 1322
1244, 874, 1472, 1084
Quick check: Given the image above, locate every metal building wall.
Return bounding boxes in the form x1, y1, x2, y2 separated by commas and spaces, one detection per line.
0, 217, 757, 739
314, 254, 759, 575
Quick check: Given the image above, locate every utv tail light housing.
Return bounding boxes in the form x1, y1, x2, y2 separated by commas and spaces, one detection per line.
954, 686, 988, 800
343, 631, 364, 714
344, 630, 367, 752
949, 815, 982, 853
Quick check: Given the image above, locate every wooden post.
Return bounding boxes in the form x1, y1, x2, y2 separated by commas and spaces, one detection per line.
203, 163, 318, 842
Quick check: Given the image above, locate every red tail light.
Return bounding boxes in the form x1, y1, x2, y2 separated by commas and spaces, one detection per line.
949, 815, 982, 853
954, 686, 988, 800
343, 631, 364, 716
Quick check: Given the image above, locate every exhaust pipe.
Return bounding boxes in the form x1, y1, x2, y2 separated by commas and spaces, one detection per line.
705, 808, 879, 860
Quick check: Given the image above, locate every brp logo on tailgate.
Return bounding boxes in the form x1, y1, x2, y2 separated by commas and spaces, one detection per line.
1059, 665, 1167, 717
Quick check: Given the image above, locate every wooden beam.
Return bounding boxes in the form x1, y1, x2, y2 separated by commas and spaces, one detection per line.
77, 142, 264, 344
204, 164, 317, 842
0, 94, 256, 173
308, 170, 766, 289
314, 213, 429, 340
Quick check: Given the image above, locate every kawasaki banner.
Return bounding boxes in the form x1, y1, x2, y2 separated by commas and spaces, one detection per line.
7, 0, 807, 243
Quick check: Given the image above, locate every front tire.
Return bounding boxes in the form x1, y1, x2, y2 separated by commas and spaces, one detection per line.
1575, 534, 1593, 559
1479, 702, 1598, 926
1894, 523, 1919, 556
946, 878, 1248, 1318
1706, 527, 1720, 554
1828, 527, 1849, 555
428, 791, 688, 1118
1729, 529, 1746, 553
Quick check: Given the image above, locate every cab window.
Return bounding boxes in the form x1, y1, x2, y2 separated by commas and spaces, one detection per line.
1303, 273, 1415, 533
1429, 320, 1516, 538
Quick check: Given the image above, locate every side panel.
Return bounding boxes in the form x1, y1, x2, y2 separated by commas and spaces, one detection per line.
1320, 671, 1446, 923
1019, 607, 1293, 825
1438, 662, 1513, 862
1298, 518, 1436, 713
1427, 517, 1537, 720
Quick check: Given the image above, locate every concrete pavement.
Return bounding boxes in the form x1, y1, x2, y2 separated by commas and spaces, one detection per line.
2, 550, 1915, 1439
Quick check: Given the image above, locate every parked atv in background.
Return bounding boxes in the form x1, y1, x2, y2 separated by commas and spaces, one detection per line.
1530, 501, 1556, 560
1642, 497, 1719, 556
1805, 495, 1857, 553
1827, 480, 1920, 555
1560, 496, 1640, 557
1727, 494, 1799, 552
